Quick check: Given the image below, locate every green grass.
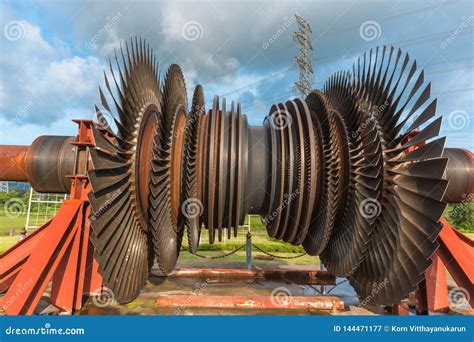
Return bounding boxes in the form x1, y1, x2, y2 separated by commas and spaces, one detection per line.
0, 214, 27, 235
0, 235, 20, 253
185, 216, 306, 253
464, 232, 474, 240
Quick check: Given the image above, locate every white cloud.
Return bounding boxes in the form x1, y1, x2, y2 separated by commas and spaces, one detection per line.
0, 18, 105, 132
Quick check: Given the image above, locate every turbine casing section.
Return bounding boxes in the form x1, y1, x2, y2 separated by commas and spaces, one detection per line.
443, 147, 474, 203
0, 136, 75, 193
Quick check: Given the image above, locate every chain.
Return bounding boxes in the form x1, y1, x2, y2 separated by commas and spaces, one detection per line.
191, 243, 307, 260
192, 245, 245, 259
252, 244, 307, 259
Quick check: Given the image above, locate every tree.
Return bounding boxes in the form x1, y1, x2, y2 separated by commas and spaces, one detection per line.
448, 203, 473, 231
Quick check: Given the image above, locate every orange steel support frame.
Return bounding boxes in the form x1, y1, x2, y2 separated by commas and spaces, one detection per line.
0, 120, 102, 315
0, 121, 473, 315
416, 218, 474, 313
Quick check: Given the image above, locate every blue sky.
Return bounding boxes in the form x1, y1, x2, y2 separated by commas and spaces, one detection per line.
0, 0, 473, 150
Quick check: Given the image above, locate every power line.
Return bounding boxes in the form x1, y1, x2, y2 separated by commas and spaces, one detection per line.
205, 25, 473, 95
282, 1, 459, 48
217, 57, 473, 105
432, 87, 474, 95
219, 67, 292, 97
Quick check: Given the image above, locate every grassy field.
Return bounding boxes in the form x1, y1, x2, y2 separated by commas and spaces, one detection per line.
0, 214, 27, 235
0, 236, 19, 253
0, 212, 49, 253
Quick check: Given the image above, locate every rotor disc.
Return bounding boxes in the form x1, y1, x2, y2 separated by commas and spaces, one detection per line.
88, 37, 160, 303
149, 64, 188, 274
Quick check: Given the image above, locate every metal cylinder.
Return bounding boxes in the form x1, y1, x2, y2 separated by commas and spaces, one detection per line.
0, 145, 29, 181
246, 125, 271, 215
0, 136, 76, 193
26, 136, 76, 193
443, 147, 474, 203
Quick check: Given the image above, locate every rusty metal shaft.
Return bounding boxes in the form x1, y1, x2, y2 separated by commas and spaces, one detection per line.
0, 136, 75, 193
0, 145, 29, 181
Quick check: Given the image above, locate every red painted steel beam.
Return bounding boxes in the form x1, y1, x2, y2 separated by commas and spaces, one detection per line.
424, 254, 449, 313
0, 200, 82, 315
168, 268, 336, 285
0, 219, 51, 292
156, 294, 344, 311
50, 205, 95, 312
436, 218, 474, 307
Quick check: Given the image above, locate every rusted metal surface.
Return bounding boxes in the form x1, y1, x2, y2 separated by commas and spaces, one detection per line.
166, 268, 336, 285
0, 145, 29, 181
171, 109, 187, 223
135, 107, 159, 229
0, 137, 75, 192
156, 294, 343, 311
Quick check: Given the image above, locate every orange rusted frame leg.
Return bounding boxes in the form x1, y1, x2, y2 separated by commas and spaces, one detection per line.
424, 254, 449, 312
0, 200, 81, 315
0, 219, 51, 292
437, 218, 474, 307
50, 205, 97, 312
